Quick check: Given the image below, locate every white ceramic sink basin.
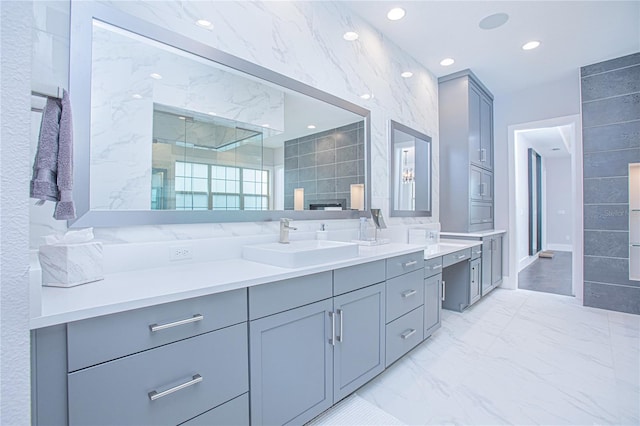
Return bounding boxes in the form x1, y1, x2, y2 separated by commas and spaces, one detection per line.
242, 240, 359, 268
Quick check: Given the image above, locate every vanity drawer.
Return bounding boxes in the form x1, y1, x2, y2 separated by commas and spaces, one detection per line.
249, 271, 332, 320
471, 245, 483, 260
67, 289, 247, 372
385, 269, 424, 323
443, 248, 471, 268
386, 251, 424, 279
385, 306, 424, 367
180, 393, 249, 426
424, 257, 443, 278
68, 323, 248, 426
334, 260, 385, 296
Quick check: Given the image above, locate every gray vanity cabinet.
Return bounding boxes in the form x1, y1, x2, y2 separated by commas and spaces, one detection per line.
439, 69, 495, 232
423, 256, 443, 339
249, 261, 388, 426
482, 235, 504, 295
469, 257, 482, 306
249, 299, 334, 426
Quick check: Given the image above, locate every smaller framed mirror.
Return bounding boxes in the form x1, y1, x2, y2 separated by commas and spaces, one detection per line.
389, 120, 432, 217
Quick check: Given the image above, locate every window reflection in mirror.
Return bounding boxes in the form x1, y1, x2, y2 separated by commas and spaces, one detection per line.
88, 18, 364, 213
389, 120, 432, 217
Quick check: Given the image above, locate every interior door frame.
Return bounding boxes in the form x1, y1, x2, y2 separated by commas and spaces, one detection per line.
528, 148, 542, 256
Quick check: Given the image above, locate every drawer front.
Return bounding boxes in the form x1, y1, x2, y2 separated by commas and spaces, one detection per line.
334, 260, 385, 295
67, 289, 247, 371
385, 269, 424, 323
249, 271, 332, 320
180, 393, 249, 426
424, 257, 443, 278
471, 245, 483, 260
68, 323, 248, 426
385, 306, 424, 367
443, 248, 471, 268
386, 252, 424, 279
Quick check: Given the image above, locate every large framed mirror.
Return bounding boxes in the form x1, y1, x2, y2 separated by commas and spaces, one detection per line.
69, 3, 370, 227
389, 120, 432, 217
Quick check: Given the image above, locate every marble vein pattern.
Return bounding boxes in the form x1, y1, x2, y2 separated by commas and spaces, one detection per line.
39, 242, 104, 287
318, 289, 639, 425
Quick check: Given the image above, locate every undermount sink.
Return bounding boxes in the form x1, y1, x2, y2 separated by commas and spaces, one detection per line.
242, 240, 359, 268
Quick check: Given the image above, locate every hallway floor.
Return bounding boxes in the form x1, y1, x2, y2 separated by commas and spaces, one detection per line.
518, 251, 573, 296
310, 289, 640, 425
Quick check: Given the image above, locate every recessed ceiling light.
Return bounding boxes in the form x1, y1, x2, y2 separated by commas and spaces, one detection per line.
207, 112, 217, 116
178, 116, 186, 120
132, 94, 142, 99
479, 13, 509, 30
387, 7, 406, 21
262, 123, 270, 128
551, 147, 561, 151
307, 125, 316, 129
343, 31, 359, 41
440, 58, 455, 66
196, 19, 213, 29
150, 73, 162, 80
522, 40, 541, 50
360, 93, 372, 100
401, 71, 413, 78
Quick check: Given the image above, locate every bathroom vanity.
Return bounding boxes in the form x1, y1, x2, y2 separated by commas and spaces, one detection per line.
31, 238, 493, 426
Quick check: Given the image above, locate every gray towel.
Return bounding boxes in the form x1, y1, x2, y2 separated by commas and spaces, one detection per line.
30, 89, 76, 219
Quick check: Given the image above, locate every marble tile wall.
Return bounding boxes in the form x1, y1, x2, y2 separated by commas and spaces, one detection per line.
581, 52, 640, 314
283, 122, 365, 210
30, 0, 439, 249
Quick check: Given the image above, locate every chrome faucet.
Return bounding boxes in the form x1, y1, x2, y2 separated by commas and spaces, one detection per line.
279, 218, 297, 244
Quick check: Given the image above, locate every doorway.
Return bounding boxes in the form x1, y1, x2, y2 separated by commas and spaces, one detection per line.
507, 115, 583, 299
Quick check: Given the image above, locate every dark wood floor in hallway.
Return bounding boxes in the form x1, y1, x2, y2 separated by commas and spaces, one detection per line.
518, 251, 573, 296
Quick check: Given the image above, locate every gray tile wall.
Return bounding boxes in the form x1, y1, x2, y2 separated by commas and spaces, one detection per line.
581, 52, 640, 315
283, 121, 365, 210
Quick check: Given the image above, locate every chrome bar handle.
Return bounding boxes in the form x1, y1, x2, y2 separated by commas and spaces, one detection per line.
149, 314, 203, 332
457, 254, 466, 259
400, 329, 416, 340
329, 311, 336, 346
481, 148, 486, 162
431, 264, 442, 270
337, 309, 344, 343
480, 182, 485, 196
401, 289, 417, 298
442, 280, 446, 301
403, 260, 418, 267
148, 374, 203, 401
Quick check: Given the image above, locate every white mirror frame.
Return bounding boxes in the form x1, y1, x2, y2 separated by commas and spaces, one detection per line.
69, 2, 371, 227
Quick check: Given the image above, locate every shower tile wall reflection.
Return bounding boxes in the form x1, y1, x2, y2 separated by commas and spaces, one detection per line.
284, 122, 365, 210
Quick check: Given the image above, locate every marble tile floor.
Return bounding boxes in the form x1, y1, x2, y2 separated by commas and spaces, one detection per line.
518, 251, 573, 296
311, 288, 640, 425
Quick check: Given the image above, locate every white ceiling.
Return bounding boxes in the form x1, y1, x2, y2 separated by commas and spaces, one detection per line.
518, 126, 571, 158
344, 1, 640, 97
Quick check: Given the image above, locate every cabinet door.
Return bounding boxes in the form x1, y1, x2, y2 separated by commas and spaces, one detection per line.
481, 240, 492, 295
470, 258, 481, 306
480, 169, 493, 202
470, 166, 482, 200
470, 202, 493, 226
468, 86, 482, 166
479, 94, 493, 170
424, 273, 442, 339
250, 299, 333, 426
333, 283, 385, 402
491, 237, 503, 287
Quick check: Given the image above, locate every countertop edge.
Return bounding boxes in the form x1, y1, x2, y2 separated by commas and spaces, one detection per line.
31, 243, 425, 329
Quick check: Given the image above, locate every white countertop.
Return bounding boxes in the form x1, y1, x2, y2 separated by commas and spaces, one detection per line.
440, 229, 506, 238
424, 239, 482, 260
32, 243, 425, 329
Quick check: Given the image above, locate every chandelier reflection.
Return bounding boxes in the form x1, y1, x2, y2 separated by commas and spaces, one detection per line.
402, 149, 414, 183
